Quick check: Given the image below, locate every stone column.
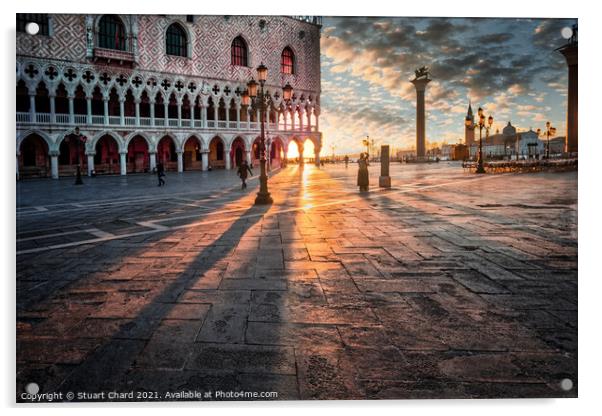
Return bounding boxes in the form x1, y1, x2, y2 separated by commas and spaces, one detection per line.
119, 97, 125, 126
177, 151, 183, 173
213, 106, 218, 125
134, 98, 141, 126
201, 104, 208, 128
247, 107, 252, 130
411, 77, 431, 159
298, 142, 304, 165
177, 98, 182, 127
49, 94, 56, 124
559, 42, 578, 154
86, 96, 92, 125
290, 110, 295, 130
119, 151, 127, 175
29, 93, 36, 123
68, 96, 75, 125
149, 152, 157, 172
87, 153, 95, 176
314, 145, 320, 167
190, 104, 195, 127
379, 145, 391, 188
201, 150, 209, 171
283, 111, 288, 131
164, 102, 169, 125
306, 108, 311, 131
236, 103, 241, 129
150, 99, 156, 127
50, 151, 59, 179
246, 149, 252, 165
103, 97, 109, 126
225, 149, 231, 170
299, 108, 304, 132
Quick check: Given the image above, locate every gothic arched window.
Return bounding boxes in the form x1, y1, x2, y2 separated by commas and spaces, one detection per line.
166, 23, 187, 57
231, 36, 248, 67
98, 15, 126, 51
281, 47, 295, 74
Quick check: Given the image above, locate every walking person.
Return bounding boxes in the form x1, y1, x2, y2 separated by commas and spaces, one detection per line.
357, 153, 370, 192
157, 161, 165, 187
237, 159, 253, 189
344, 155, 349, 168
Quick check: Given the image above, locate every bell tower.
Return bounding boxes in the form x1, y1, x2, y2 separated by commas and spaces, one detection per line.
465, 101, 475, 146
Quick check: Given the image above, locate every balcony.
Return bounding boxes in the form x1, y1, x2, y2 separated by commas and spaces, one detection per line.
16, 112, 319, 133
93, 47, 136, 67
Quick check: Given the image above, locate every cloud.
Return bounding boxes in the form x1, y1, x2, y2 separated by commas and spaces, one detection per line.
319, 16, 576, 150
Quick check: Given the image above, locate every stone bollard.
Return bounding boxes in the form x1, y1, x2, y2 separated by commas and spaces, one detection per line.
379, 145, 391, 188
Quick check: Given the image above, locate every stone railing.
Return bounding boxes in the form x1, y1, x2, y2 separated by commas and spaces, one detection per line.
16, 112, 319, 133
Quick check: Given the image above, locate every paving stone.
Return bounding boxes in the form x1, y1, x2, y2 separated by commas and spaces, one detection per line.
186, 343, 296, 375
15, 165, 577, 400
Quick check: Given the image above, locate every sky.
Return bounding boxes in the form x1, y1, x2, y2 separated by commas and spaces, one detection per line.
317, 16, 577, 156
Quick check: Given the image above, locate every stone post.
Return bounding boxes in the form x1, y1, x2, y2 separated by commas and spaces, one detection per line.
379, 145, 391, 188
411, 76, 431, 159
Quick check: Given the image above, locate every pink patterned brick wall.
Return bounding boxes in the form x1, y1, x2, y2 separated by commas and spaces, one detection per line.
16, 14, 321, 93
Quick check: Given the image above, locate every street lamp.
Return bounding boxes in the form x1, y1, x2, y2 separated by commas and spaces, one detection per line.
537, 121, 557, 159
473, 107, 493, 174
242, 63, 293, 205
362, 135, 370, 158
67, 126, 86, 185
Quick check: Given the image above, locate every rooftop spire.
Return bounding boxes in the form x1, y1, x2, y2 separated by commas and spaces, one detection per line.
467, 100, 473, 117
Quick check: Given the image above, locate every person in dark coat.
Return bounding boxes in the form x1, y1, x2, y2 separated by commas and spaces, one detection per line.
157, 162, 165, 186
237, 159, 253, 189
357, 153, 369, 192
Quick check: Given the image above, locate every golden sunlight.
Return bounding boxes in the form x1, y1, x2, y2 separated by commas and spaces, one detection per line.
287, 139, 316, 160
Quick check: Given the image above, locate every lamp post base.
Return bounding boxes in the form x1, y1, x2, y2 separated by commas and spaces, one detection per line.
475, 164, 486, 174
255, 192, 273, 205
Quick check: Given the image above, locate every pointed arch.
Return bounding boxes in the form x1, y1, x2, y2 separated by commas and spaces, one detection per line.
231, 36, 248, 67
183, 135, 203, 171
281, 46, 295, 74
97, 15, 126, 51
165, 22, 188, 57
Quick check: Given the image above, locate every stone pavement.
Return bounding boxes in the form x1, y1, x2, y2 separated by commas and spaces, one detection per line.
16, 162, 577, 401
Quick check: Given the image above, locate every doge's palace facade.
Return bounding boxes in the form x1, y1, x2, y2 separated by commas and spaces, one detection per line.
16, 14, 322, 179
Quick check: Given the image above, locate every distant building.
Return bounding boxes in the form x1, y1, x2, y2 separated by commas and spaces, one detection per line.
451, 144, 469, 160
549, 137, 566, 154
466, 117, 548, 159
